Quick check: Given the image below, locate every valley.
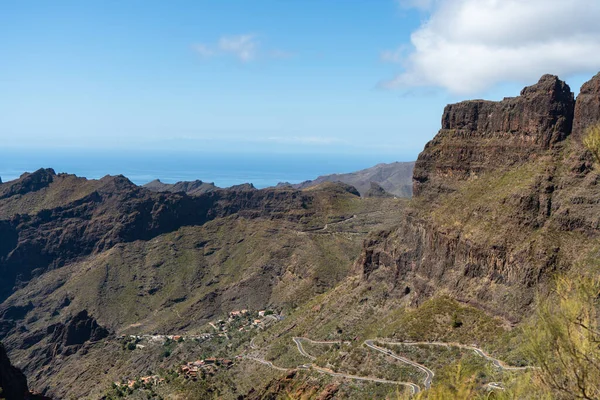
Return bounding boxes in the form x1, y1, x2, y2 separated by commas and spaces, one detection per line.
1, 72, 600, 399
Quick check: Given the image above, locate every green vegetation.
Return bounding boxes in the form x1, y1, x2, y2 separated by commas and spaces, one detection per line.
583, 124, 600, 164
524, 275, 600, 399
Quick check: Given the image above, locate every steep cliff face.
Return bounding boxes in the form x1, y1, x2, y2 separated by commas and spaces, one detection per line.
573, 72, 600, 139
358, 73, 600, 320
0, 342, 29, 400
413, 75, 574, 198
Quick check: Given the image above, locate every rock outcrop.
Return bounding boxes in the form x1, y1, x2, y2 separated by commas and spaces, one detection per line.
364, 182, 393, 198
357, 73, 600, 320
143, 179, 218, 195
0, 169, 55, 200
573, 72, 600, 139
47, 310, 109, 356
0, 341, 29, 400
413, 75, 575, 197
0, 342, 50, 400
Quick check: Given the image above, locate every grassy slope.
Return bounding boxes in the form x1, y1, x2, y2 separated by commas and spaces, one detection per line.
7, 192, 408, 399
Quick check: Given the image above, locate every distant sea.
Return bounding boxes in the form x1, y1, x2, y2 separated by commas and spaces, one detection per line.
0, 150, 409, 189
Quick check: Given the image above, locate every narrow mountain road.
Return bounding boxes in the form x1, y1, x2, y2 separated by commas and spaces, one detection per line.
364, 340, 434, 389
381, 341, 534, 371
321, 214, 357, 231
311, 365, 420, 395
245, 336, 533, 396
244, 356, 290, 372
246, 337, 421, 395
245, 356, 420, 395
293, 337, 316, 360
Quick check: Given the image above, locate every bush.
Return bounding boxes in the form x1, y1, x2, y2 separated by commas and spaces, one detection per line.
583, 124, 600, 164
524, 276, 600, 399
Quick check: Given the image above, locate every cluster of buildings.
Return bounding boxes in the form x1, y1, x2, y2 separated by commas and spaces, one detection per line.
118, 333, 213, 345
180, 357, 236, 379
209, 309, 281, 334
115, 375, 165, 389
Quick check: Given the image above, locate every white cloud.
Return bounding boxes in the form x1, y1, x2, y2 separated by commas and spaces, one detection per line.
193, 34, 293, 63
217, 34, 258, 62
384, 0, 600, 94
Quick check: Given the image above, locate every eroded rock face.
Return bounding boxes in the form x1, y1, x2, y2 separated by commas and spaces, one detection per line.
48, 310, 109, 356
0, 169, 55, 200
414, 75, 575, 197
356, 73, 600, 320
573, 72, 600, 139
0, 342, 28, 400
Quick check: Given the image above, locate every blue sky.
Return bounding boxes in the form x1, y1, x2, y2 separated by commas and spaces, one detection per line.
1, 0, 600, 161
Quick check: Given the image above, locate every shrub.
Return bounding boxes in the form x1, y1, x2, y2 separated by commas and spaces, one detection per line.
525, 276, 600, 399
583, 124, 600, 164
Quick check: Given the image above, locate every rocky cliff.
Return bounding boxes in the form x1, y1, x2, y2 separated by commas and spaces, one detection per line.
413, 75, 575, 198
573, 72, 600, 139
0, 341, 29, 400
358, 73, 600, 321
0, 342, 49, 400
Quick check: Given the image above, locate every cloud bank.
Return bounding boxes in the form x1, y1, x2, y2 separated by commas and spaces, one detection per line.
384, 0, 600, 94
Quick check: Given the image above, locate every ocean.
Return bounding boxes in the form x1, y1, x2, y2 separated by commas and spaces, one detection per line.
0, 150, 408, 188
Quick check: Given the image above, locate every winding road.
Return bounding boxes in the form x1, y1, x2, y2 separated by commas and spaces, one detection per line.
381, 340, 534, 371
245, 336, 533, 396
249, 337, 421, 395
364, 340, 435, 389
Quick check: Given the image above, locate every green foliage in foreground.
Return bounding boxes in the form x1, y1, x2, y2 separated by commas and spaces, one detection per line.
584, 124, 600, 164
404, 274, 600, 400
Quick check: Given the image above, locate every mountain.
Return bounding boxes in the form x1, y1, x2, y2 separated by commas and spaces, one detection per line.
277, 161, 415, 197
143, 179, 256, 196
1, 73, 600, 399
0, 168, 407, 398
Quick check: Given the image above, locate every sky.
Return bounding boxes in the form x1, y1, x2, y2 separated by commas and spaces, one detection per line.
1, 0, 600, 161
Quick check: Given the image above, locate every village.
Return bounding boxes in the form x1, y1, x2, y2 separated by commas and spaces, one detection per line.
110, 308, 282, 395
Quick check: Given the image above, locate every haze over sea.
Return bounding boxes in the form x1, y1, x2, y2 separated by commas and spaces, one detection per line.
0, 150, 406, 189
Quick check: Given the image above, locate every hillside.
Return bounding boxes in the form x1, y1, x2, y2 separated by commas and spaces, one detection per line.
0, 170, 407, 399
143, 179, 257, 195
1, 73, 600, 399
277, 161, 415, 197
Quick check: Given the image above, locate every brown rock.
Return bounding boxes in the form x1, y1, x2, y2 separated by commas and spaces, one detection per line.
414, 75, 574, 198
573, 72, 600, 140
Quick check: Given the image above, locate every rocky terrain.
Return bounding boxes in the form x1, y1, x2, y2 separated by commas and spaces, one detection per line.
360, 73, 600, 322
1, 72, 600, 399
277, 161, 414, 197
143, 179, 256, 195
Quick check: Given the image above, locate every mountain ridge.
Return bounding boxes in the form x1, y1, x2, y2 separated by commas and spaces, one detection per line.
276, 161, 414, 197
1, 72, 600, 399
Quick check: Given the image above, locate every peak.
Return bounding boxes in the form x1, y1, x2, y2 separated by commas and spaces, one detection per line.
19, 168, 56, 180
573, 71, 600, 139
416, 74, 576, 198
580, 72, 600, 94
520, 74, 571, 97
